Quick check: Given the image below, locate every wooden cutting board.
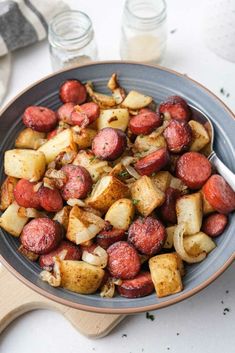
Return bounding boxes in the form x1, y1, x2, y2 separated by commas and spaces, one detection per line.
0, 266, 125, 338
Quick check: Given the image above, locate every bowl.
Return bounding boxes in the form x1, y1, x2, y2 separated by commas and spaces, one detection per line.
0, 61, 235, 314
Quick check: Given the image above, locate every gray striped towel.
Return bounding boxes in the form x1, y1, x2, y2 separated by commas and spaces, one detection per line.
0, 0, 69, 105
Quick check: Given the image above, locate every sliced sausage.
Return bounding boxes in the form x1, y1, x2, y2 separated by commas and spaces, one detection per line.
160, 187, 181, 224
23, 106, 58, 132
39, 240, 82, 270
176, 151, 211, 189
134, 147, 169, 176
92, 127, 127, 161
158, 95, 191, 122
202, 174, 235, 214
117, 272, 154, 298
57, 102, 75, 124
107, 241, 141, 279
59, 79, 87, 104
71, 102, 100, 127
163, 120, 192, 153
21, 218, 62, 254
38, 187, 63, 212
202, 213, 228, 237
128, 216, 166, 255
14, 179, 41, 209
96, 228, 126, 249
129, 111, 162, 135
61, 165, 92, 200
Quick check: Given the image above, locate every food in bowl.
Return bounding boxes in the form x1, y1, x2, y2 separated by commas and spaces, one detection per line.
0, 73, 234, 299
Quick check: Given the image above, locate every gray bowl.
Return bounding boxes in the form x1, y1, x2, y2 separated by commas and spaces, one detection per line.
0, 61, 234, 314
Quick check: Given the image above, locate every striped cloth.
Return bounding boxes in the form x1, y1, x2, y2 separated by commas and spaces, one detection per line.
0, 0, 69, 104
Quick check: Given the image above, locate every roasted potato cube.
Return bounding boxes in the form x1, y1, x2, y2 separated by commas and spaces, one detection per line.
71, 127, 97, 149
163, 225, 176, 249
0, 176, 18, 211
53, 206, 71, 230
105, 198, 135, 230
97, 109, 129, 131
0, 202, 28, 237
4, 149, 46, 181
200, 190, 215, 215
15, 128, 46, 149
60, 260, 104, 294
86, 176, 129, 213
151, 171, 172, 192
122, 90, 152, 109
149, 253, 184, 298
183, 232, 216, 256
134, 133, 166, 155
176, 193, 202, 235
130, 176, 165, 217
38, 129, 77, 163
73, 150, 111, 182
66, 205, 105, 244
189, 120, 210, 152
18, 245, 39, 261
170, 177, 188, 194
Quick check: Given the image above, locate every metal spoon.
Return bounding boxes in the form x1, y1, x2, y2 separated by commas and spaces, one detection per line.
192, 106, 235, 190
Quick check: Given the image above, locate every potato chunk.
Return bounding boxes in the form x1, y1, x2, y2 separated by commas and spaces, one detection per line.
105, 198, 135, 230
4, 149, 46, 181
0, 176, 18, 211
122, 90, 152, 109
189, 120, 210, 152
97, 109, 129, 131
176, 193, 202, 235
163, 225, 176, 249
60, 260, 104, 294
134, 133, 166, 155
38, 129, 77, 163
183, 232, 216, 256
15, 128, 46, 149
66, 205, 105, 244
71, 127, 97, 149
151, 171, 172, 192
53, 206, 71, 230
0, 202, 28, 237
130, 176, 165, 217
149, 253, 184, 298
200, 190, 215, 215
86, 176, 129, 213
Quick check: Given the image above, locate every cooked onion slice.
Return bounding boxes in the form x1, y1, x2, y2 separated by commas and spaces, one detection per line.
100, 278, 122, 298
40, 258, 61, 287
173, 223, 206, 263
67, 198, 86, 207
82, 246, 108, 268
125, 165, 140, 179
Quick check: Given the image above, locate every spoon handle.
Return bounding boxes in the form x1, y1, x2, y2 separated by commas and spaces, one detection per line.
209, 151, 235, 190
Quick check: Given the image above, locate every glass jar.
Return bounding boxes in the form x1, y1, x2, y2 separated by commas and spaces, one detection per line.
120, 0, 167, 64
48, 10, 98, 71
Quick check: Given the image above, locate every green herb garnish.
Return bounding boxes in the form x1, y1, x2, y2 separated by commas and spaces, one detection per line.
146, 312, 155, 321
132, 199, 140, 205
119, 170, 129, 178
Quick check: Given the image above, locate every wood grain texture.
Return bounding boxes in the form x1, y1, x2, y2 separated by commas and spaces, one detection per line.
0, 266, 125, 338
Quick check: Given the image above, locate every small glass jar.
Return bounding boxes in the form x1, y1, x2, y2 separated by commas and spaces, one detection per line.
48, 10, 98, 71
120, 0, 167, 64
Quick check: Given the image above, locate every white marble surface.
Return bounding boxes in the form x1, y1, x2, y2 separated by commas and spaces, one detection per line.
0, 0, 235, 352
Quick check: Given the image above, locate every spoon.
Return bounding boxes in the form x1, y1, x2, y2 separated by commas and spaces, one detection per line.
192, 105, 235, 190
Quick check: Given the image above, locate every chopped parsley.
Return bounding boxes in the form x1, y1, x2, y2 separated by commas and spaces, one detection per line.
132, 199, 140, 205
146, 312, 155, 321
151, 172, 156, 177
89, 156, 97, 162
119, 170, 129, 178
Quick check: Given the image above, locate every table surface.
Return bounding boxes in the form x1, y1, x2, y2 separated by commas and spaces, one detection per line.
0, 0, 235, 352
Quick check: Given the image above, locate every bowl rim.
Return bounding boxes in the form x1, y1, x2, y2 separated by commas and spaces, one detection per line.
0, 60, 235, 314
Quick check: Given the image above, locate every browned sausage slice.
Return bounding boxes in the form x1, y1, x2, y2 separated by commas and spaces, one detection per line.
59, 79, 87, 104
57, 103, 75, 124
118, 272, 154, 298
71, 102, 100, 127
96, 228, 126, 249
21, 218, 62, 254
92, 127, 127, 161
202, 213, 228, 237
160, 187, 181, 224
128, 216, 166, 255
129, 111, 162, 135
23, 106, 58, 132
14, 179, 41, 209
38, 187, 63, 212
163, 120, 192, 153
202, 174, 235, 214
107, 241, 141, 279
158, 96, 191, 122
39, 240, 82, 270
61, 165, 92, 200
176, 151, 211, 189
134, 147, 169, 176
